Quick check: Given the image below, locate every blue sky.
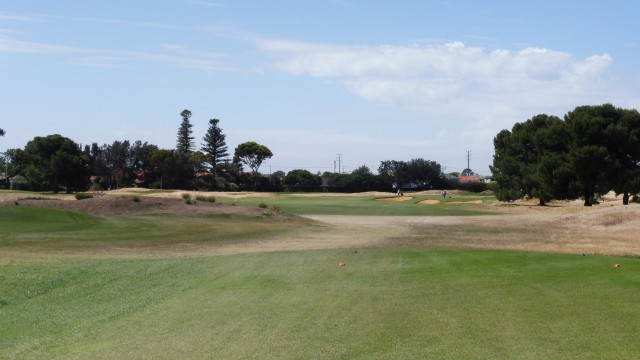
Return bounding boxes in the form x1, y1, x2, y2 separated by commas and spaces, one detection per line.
1, 1, 639, 175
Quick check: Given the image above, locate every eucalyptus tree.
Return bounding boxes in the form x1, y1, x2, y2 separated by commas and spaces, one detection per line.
234, 141, 272, 190
234, 141, 273, 175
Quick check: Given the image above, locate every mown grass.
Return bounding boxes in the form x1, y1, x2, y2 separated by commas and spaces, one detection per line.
2, 195, 638, 358
0, 249, 638, 359
228, 193, 495, 216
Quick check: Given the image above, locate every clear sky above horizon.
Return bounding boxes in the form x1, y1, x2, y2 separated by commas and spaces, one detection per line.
1, 1, 639, 175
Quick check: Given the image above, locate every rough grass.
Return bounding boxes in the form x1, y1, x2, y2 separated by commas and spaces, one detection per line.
0, 206, 306, 256
0, 249, 637, 359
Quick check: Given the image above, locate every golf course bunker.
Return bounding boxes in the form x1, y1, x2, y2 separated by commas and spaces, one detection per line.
418, 199, 440, 205
377, 196, 413, 201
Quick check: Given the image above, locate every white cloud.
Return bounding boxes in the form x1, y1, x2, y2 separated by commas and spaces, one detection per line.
249, 37, 627, 173
0, 31, 78, 53
256, 38, 616, 114
0, 31, 235, 73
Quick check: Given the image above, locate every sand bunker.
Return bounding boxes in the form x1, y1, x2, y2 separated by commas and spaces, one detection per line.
377, 196, 413, 202
418, 199, 440, 205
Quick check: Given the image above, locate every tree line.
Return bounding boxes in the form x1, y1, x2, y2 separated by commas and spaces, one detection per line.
2, 110, 274, 192
1, 112, 479, 193
491, 104, 640, 206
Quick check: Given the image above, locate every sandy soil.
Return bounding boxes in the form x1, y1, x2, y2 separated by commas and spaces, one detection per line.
1, 194, 278, 218
3, 189, 640, 257
377, 196, 414, 201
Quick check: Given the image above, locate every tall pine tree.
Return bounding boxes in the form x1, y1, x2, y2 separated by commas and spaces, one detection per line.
201, 118, 229, 174
176, 109, 194, 155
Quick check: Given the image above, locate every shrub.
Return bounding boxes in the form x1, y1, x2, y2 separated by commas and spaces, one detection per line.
258, 202, 268, 209
9, 175, 29, 191
270, 205, 281, 213
75, 193, 94, 200
132, 195, 141, 203
148, 181, 162, 189
227, 182, 239, 192
196, 195, 216, 203
183, 193, 194, 205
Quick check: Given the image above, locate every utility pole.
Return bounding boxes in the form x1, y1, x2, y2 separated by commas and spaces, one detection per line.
465, 150, 471, 175
336, 154, 342, 174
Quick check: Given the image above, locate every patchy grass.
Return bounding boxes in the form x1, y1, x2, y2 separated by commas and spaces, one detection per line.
3, 191, 638, 358
0, 206, 306, 256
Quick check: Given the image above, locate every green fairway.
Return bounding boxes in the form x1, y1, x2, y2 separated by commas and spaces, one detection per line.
225, 193, 495, 216
2, 195, 638, 359
1, 249, 638, 359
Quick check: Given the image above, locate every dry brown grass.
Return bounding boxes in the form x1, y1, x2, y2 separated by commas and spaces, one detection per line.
4, 189, 640, 257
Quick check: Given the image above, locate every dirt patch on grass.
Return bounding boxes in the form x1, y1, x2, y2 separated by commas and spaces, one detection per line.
418, 200, 440, 205
4, 189, 640, 258
377, 196, 413, 202
2, 195, 282, 218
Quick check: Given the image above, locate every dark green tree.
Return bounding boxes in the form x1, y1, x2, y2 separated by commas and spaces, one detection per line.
490, 129, 524, 202
406, 158, 445, 189
0, 128, 5, 137
599, 106, 640, 205
150, 149, 176, 189
343, 165, 378, 192
201, 118, 229, 174
130, 140, 159, 187
234, 141, 273, 175
173, 110, 196, 187
565, 105, 617, 206
284, 169, 321, 191
106, 140, 131, 188
531, 116, 577, 204
461, 168, 474, 177
234, 141, 272, 190
491, 114, 575, 205
378, 160, 409, 189
22, 134, 89, 192
176, 109, 194, 155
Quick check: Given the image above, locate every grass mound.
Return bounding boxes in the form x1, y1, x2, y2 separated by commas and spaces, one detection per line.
0, 206, 306, 255
0, 206, 103, 233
